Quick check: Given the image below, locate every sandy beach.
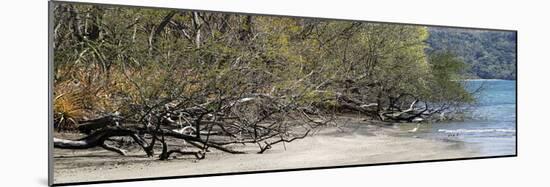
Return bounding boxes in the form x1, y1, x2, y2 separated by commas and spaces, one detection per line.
53, 119, 484, 184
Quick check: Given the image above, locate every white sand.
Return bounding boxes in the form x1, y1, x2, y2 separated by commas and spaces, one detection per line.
53, 122, 482, 184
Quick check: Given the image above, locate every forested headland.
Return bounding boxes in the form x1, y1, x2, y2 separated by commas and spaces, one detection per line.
427, 27, 516, 80
52, 3, 511, 159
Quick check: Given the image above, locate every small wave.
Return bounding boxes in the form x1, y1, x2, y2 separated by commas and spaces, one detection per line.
460, 79, 513, 82
438, 128, 516, 133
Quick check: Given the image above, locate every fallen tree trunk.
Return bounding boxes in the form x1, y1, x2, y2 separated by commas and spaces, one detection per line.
54, 126, 153, 156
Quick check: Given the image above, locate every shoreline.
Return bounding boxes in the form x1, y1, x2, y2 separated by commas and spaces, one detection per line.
453, 78, 516, 82
53, 118, 484, 184
462, 79, 516, 81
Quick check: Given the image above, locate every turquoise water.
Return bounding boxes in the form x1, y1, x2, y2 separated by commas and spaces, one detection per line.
417, 80, 517, 156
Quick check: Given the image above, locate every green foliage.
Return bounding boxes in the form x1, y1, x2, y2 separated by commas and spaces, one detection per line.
426, 28, 516, 80
426, 52, 474, 103
52, 3, 509, 121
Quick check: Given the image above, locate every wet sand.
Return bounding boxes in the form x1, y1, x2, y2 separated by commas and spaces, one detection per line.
53, 119, 483, 184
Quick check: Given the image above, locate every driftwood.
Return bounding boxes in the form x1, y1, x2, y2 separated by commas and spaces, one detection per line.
54, 126, 154, 156
53, 89, 445, 160
257, 130, 311, 154
381, 94, 430, 122
101, 142, 128, 156
53, 94, 327, 160
328, 91, 440, 122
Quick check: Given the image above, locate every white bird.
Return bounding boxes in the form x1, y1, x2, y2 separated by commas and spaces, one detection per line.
408, 123, 421, 133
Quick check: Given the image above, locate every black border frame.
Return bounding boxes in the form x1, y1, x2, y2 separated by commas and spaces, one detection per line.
48, 0, 518, 186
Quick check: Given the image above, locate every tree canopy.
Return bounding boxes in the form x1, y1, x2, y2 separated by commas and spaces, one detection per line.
426, 27, 516, 80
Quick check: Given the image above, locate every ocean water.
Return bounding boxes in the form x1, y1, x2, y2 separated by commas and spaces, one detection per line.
411, 80, 517, 156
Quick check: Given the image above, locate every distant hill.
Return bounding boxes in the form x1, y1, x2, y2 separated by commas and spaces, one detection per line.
426, 27, 516, 80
